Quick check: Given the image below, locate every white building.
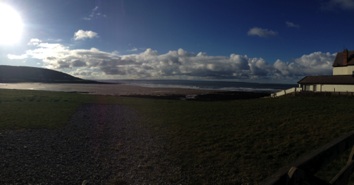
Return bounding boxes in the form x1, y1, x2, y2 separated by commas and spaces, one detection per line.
298, 49, 354, 93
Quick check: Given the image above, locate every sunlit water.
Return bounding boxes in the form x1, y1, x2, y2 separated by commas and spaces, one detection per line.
107, 79, 297, 92
0, 80, 297, 95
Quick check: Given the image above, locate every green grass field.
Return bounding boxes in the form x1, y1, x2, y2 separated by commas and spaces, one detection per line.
120, 96, 354, 183
0, 89, 119, 129
1, 89, 354, 183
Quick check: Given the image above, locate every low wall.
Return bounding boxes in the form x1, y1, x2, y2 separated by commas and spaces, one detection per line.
271, 87, 302, 97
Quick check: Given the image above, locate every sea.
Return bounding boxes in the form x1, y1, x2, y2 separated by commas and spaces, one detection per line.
103, 79, 297, 93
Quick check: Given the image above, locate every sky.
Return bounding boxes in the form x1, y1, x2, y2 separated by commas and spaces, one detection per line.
1, 0, 354, 83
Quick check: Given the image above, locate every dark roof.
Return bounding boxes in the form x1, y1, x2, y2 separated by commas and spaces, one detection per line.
298, 75, 354, 85
333, 49, 354, 67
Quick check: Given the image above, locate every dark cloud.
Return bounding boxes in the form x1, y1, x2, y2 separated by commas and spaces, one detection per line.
72, 60, 86, 67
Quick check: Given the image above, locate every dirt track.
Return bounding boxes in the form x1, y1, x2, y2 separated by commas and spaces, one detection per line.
0, 104, 182, 184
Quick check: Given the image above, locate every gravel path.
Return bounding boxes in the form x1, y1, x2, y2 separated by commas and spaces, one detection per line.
0, 104, 182, 185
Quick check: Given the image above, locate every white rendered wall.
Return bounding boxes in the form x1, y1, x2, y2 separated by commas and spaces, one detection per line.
333, 66, 354, 75
321, 84, 354, 92
303, 84, 354, 92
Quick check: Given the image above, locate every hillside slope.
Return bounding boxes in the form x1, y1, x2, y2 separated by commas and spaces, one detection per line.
0, 65, 98, 83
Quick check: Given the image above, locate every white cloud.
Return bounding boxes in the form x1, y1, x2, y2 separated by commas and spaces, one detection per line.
8, 39, 335, 82
247, 27, 278, 38
322, 0, 354, 10
128, 47, 138, 52
7, 53, 27, 60
28, 38, 42, 46
273, 52, 334, 77
73, 30, 98, 40
83, 6, 107, 20
286, 21, 300, 28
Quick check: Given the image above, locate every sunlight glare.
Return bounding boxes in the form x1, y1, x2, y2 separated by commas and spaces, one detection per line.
0, 3, 23, 45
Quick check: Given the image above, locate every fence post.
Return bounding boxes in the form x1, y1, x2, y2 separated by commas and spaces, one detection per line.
288, 167, 331, 185
329, 146, 354, 185
261, 131, 354, 185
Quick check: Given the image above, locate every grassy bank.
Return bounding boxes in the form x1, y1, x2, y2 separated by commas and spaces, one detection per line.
120, 96, 354, 184
1, 89, 354, 183
0, 89, 118, 129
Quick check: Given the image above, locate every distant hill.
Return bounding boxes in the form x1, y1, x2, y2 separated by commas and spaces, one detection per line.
0, 65, 99, 83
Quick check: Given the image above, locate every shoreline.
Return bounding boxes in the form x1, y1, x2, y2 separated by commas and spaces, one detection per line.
123, 91, 270, 101
0, 83, 270, 100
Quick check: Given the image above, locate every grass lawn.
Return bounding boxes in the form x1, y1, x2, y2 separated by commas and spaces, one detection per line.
0, 89, 119, 129
1, 89, 354, 184
120, 96, 354, 184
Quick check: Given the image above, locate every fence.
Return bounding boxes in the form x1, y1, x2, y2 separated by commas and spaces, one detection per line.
261, 131, 354, 185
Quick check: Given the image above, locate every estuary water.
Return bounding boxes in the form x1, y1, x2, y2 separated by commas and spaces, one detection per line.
0, 80, 297, 95
107, 79, 297, 92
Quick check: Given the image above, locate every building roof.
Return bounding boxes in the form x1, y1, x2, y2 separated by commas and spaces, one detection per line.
333, 49, 354, 67
298, 75, 354, 85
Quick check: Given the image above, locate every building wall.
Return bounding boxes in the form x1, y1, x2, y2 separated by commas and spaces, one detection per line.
333, 66, 354, 75
303, 85, 313, 91
322, 84, 354, 92
303, 84, 354, 92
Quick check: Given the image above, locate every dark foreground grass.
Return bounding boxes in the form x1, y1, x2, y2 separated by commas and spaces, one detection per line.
119, 96, 354, 184
0, 89, 119, 129
2, 88, 354, 184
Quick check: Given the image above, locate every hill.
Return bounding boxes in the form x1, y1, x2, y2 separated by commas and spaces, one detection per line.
0, 65, 99, 83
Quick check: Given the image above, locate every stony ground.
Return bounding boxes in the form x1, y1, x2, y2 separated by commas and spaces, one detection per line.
0, 104, 183, 185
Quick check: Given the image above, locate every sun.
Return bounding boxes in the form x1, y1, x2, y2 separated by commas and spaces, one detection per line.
0, 3, 23, 45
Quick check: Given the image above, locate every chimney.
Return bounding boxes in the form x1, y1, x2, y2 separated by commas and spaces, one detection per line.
344, 49, 348, 65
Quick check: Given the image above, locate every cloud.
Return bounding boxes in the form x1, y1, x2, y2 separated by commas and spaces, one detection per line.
247, 27, 278, 38
8, 39, 335, 82
83, 6, 107, 20
74, 30, 98, 40
286, 21, 300, 28
273, 52, 334, 77
28, 38, 42, 46
7, 54, 27, 60
322, 0, 354, 10
127, 47, 138, 52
